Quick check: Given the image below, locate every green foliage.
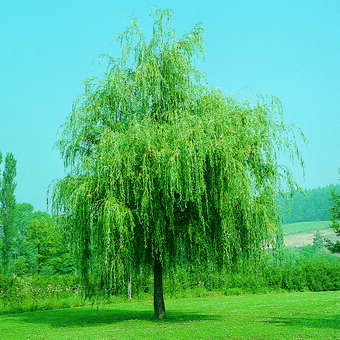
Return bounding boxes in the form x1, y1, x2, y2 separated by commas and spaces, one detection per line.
53, 9, 304, 304
312, 231, 325, 251
326, 169, 340, 253
0, 248, 339, 314
164, 249, 340, 295
13, 203, 35, 265
25, 216, 74, 275
278, 184, 340, 224
2, 202, 76, 276
266, 258, 340, 292
11, 204, 50, 274
0, 152, 17, 273
0, 274, 82, 314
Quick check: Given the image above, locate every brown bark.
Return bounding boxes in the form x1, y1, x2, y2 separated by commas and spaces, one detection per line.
153, 253, 166, 319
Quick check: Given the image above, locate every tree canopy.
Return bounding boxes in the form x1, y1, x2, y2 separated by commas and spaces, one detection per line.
52, 9, 304, 318
0, 152, 17, 273
326, 169, 340, 253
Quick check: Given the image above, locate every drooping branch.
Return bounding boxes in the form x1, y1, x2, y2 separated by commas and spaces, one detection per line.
52, 9, 304, 319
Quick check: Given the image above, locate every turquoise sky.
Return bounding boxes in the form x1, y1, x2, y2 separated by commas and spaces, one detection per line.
1, 0, 339, 211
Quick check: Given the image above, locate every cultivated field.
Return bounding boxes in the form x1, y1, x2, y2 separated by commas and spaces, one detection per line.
0, 291, 339, 339
283, 221, 337, 247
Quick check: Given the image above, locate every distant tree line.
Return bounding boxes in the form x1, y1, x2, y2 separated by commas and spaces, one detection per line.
278, 184, 340, 224
0, 201, 75, 275
12, 203, 74, 275
0, 151, 74, 275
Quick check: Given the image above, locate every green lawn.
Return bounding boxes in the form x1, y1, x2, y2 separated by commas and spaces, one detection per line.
282, 221, 332, 236
0, 291, 339, 339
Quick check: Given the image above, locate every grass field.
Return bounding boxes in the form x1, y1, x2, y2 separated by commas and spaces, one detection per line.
0, 291, 339, 339
282, 221, 332, 236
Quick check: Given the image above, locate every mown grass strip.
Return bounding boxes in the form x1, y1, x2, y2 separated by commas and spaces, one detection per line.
282, 221, 332, 236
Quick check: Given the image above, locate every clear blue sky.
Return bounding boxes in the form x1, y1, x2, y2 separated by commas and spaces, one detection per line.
1, 0, 339, 212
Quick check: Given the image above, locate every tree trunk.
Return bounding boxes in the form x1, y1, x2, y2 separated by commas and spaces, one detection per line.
153, 254, 166, 319
127, 274, 132, 300
37, 244, 41, 275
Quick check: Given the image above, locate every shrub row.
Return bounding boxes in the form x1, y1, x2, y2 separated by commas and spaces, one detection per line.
0, 274, 82, 314
1, 251, 339, 314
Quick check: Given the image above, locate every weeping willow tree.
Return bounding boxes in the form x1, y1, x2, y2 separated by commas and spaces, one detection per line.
52, 9, 304, 319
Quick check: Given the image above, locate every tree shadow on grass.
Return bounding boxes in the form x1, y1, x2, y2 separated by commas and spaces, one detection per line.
8, 307, 219, 328
262, 315, 340, 330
